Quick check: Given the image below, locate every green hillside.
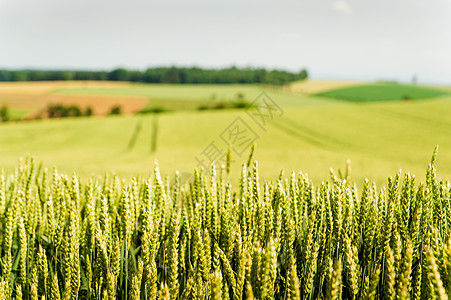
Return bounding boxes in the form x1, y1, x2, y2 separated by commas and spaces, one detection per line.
1, 87, 451, 185
315, 83, 449, 102
53, 84, 336, 111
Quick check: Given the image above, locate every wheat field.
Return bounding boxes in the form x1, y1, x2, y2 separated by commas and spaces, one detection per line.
0, 147, 450, 299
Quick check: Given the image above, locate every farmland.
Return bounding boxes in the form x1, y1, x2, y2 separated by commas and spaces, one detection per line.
0, 81, 142, 118
1, 80, 451, 299
0, 145, 450, 299
0, 81, 450, 186
314, 83, 449, 102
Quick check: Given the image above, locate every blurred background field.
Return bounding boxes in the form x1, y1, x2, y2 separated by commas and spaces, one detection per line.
0, 79, 450, 186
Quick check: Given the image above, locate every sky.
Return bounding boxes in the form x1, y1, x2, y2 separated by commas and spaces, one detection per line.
0, 0, 450, 84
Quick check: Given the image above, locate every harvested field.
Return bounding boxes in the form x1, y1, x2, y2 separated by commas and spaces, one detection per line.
284, 79, 361, 94
0, 94, 147, 119
0, 81, 145, 118
0, 81, 130, 96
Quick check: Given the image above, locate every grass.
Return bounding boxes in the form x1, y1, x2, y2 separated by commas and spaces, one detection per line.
314, 83, 450, 102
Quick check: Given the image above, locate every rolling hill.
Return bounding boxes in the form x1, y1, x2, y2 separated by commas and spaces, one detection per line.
0, 81, 450, 185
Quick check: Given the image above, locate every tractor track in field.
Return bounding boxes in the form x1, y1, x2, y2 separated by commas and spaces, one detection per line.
370, 108, 451, 133
269, 118, 351, 150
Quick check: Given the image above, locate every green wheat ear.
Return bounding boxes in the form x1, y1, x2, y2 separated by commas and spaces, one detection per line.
226, 146, 232, 176
0, 152, 450, 299
426, 248, 448, 300
15, 284, 22, 300
327, 258, 342, 300
51, 273, 61, 300
246, 142, 256, 169
30, 283, 38, 300
0, 279, 10, 299
159, 283, 170, 300
210, 269, 223, 300
431, 145, 439, 165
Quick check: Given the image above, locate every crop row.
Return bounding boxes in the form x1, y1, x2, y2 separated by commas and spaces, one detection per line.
0, 150, 449, 299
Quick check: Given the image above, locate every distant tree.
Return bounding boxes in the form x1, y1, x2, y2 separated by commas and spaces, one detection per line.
0, 105, 9, 122
214, 102, 227, 109
11, 71, 28, 81
129, 71, 144, 82
27, 71, 42, 81
108, 68, 130, 81
109, 105, 122, 115
233, 92, 250, 109
48, 104, 65, 118
298, 69, 308, 80
61, 71, 74, 81
162, 67, 182, 83
47, 104, 83, 118
232, 101, 250, 109
0, 67, 309, 85
48, 71, 69, 81
85, 106, 93, 116
138, 106, 167, 114
254, 69, 267, 83
67, 105, 82, 117
0, 70, 11, 81
143, 68, 162, 83
74, 71, 107, 81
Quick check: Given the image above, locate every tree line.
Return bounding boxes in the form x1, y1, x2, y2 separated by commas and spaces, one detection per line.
0, 66, 308, 85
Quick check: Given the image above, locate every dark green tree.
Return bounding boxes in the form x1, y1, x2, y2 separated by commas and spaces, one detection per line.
108, 68, 130, 81
0, 105, 9, 122
0, 70, 11, 81
109, 105, 121, 115
85, 106, 93, 116
11, 71, 28, 81
67, 105, 82, 117
0, 67, 309, 85
298, 69, 308, 80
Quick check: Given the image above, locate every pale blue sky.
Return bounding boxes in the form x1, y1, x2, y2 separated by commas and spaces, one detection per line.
0, 0, 450, 83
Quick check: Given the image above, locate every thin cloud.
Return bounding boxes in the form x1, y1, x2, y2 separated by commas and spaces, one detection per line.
332, 0, 352, 15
